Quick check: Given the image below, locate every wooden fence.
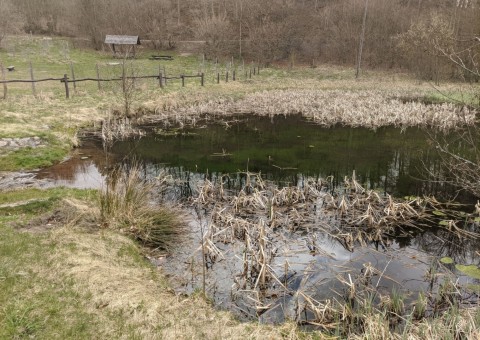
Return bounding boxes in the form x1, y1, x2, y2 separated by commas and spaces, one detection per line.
0, 62, 262, 100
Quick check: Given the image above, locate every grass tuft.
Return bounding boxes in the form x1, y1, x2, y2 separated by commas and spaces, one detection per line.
99, 163, 185, 251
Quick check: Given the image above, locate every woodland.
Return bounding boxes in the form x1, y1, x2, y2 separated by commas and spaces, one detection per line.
0, 0, 479, 81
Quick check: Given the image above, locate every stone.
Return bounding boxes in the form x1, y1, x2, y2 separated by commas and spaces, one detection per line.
17, 139, 29, 147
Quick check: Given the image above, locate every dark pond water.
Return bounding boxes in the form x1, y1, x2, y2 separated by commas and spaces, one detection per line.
36, 114, 480, 324
38, 114, 473, 200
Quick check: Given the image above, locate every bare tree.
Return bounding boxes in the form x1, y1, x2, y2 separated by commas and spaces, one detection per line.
0, 0, 22, 47
356, 0, 369, 79
430, 32, 480, 198
2, 0, 479, 75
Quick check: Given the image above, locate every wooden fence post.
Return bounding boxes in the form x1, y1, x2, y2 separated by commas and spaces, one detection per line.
217, 73, 220, 84
121, 63, 126, 93
163, 66, 167, 85
226, 71, 229, 82
70, 62, 76, 92
249, 69, 252, 79
233, 70, 236, 81
1, 64, 6, 100
253, 67, 256, 75
62, 74, 70, 99
201, 73, 204, 86
158, 66, 163, 88
96, 63, 101, 91
181, 75, 185, 87
29, 61, 36, 96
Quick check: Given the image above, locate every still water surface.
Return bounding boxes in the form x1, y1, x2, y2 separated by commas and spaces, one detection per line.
37, 114, 464, 199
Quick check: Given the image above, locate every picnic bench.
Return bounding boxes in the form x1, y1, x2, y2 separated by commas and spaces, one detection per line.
149, 55, 174, 61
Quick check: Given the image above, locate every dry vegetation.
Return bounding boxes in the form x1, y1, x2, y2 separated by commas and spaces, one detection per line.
151, 89, 476, 130
98, 163, 187, 251
2, 184, 477, 339
49, 226, 302, 339
181, 170, 480, 337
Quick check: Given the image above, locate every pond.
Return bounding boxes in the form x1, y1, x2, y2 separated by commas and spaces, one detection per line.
38, 114, 473, 199
36, 114, 480, 327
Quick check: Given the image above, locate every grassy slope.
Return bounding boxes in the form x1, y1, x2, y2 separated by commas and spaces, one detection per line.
0, 189, 303, 339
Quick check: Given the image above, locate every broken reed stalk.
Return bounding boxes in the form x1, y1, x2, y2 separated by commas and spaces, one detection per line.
200, 220, 207, 296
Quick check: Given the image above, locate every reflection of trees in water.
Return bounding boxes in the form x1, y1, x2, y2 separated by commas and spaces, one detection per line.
64, 119, 478, 204
413, 227, 480, 265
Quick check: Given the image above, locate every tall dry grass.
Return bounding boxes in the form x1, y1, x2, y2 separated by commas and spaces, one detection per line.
99, 163, 184, 251
156, 89, 476, 131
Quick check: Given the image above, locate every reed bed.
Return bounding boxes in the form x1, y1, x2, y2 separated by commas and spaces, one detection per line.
100, 114, 146, 145
194, 171, 478, 254
150, 90, 476, 131
189, 170, 480, 334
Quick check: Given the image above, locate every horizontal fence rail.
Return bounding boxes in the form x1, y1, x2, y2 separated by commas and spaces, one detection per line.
0, 73, 205, 99
0, 62, 262, 100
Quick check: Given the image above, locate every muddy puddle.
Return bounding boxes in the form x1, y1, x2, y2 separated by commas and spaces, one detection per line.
36, 115, 480, 325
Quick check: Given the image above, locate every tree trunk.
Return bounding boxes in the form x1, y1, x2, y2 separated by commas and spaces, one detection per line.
356, 0, 369, 79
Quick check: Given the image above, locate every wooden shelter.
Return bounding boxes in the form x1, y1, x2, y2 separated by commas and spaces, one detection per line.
104, 35, 141, 58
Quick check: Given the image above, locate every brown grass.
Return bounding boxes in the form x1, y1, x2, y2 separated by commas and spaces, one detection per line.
48, 226, 306, 339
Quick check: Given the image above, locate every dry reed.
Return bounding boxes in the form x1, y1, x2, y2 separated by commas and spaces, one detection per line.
148, 90, 477, 131
189, 169, 479, 333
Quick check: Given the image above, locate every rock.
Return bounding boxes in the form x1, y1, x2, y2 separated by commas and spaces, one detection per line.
0, 137, 44, 149
17, 138, 29, 147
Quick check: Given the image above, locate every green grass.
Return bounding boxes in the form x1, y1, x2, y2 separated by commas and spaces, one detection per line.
0, 187, 161, 339
0, 144, 68, 170
0, 190, 97, 339
0, 187, 95, 204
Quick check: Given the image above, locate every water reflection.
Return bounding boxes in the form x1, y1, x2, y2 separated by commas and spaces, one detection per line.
37, 115, 478, 202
